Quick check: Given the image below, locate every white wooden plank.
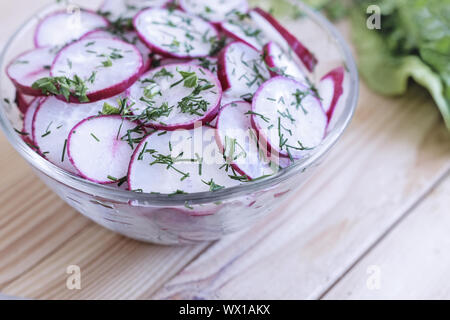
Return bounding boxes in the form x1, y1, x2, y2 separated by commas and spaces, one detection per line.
324, 175, 450, 300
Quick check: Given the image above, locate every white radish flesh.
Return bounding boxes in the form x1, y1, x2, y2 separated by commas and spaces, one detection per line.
99, 0, 170, 22
221, 13, 268, 50
81, 30, 152, 73
263, 41, 307, 83
128, 128, 240, 194
34, 10, 109, 48
68, 115, 144, 183
134, 8, 219, 58
7, 47, 57, 96
252, 76, 327, 159
51, 38, 143, 102
128, 63, 222, 130
217, 41, 270, 100
33, 95, 126, 173
216, 101, 282, 180
179, 0, 249, 23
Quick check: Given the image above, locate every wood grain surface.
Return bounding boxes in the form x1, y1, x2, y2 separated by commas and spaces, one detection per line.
0, 0, 449, 300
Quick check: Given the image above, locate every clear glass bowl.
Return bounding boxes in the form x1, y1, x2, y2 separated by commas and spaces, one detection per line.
0, 0, 358, 244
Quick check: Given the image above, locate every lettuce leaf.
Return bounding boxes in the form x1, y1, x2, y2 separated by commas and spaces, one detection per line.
351, 1, 450, 129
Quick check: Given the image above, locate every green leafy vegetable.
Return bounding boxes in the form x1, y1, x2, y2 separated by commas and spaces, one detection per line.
32, 75, 89, 102
350, 0, 450, 129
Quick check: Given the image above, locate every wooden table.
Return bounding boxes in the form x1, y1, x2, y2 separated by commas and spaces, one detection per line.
1, 0, 449, 300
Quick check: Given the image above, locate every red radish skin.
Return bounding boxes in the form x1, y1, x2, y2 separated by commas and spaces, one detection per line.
68, 115, 144, 184
6, 47, 57, 96
128, 63, 222, 130
319, 66, 345, 120
99, 0, 170, 22
263, 41, 307, 83
251, 8, 317, 72
128, 127, 240, 194
50, 38, 143, 103
133, 8, 220, 59
251, 76, 327, 159
215, 101, 282, 180
217, 41, 270, 99
22, 98, 42, 145
33, 95, 127, 173
16, 92, 35, 114
34, 10, 109, 48
179, 0, 249, 23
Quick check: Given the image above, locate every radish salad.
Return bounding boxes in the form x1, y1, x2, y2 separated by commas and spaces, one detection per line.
6, 0, 346, 195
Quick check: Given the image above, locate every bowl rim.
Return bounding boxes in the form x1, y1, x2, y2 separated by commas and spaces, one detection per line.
0, 0, 359, 206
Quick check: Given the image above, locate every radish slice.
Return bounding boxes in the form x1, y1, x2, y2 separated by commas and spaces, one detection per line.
251, 8, 317, 72
217, 41, 270, 100
6, 47, 57, 96
80, 29, 116, 40
34, 10, 109, 48
122, 32, 152, 73
128, 63, 222, 130
179, 0, 249, 23
221, 13, 267, 50
252, 76, 327, 159
50, 38, 143, 103
216, 101, 282, 180
263, 41, 307, 83
22, 98, 42, 142
319, 66, 345, 120
191, 57, 218, 75
16, 92, 35, 114
133, 8, 219, 59
81, 30, 152, 73
128, 128, 240, 194
99, 0, 170, 22
68, 115, 144, 183
33, 95, 126, 173
160, 57, 218, 75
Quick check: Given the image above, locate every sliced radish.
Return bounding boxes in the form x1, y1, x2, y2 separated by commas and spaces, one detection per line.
252, 76, 327, 159
318, 66, 345, 120
221, 13, 267, 50
128, 127, 240, 194
216, 101, 281, 180
217, 41, 270, 100
33, 95, 126, 173
22, 98, 42, 143
80, 29, 116, 40
122, 31, 152, 72
159, 57, 191, 66
179, 0, 249, 23
81, 30, 152, 73
250, 8, 317, 72
50, 38, 143, 103
16, 92, 35, 114
191, 57, 218, 75
133, 8, 219, 59
6, 47, 57, 96
34, 10, 109, 48
263, 41, 307, 83
99, 0, 170, 22
68, 115, 144, 183
128, 63, 222, 130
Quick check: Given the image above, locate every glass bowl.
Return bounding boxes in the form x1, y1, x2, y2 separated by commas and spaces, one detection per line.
0, 0, 358, 245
